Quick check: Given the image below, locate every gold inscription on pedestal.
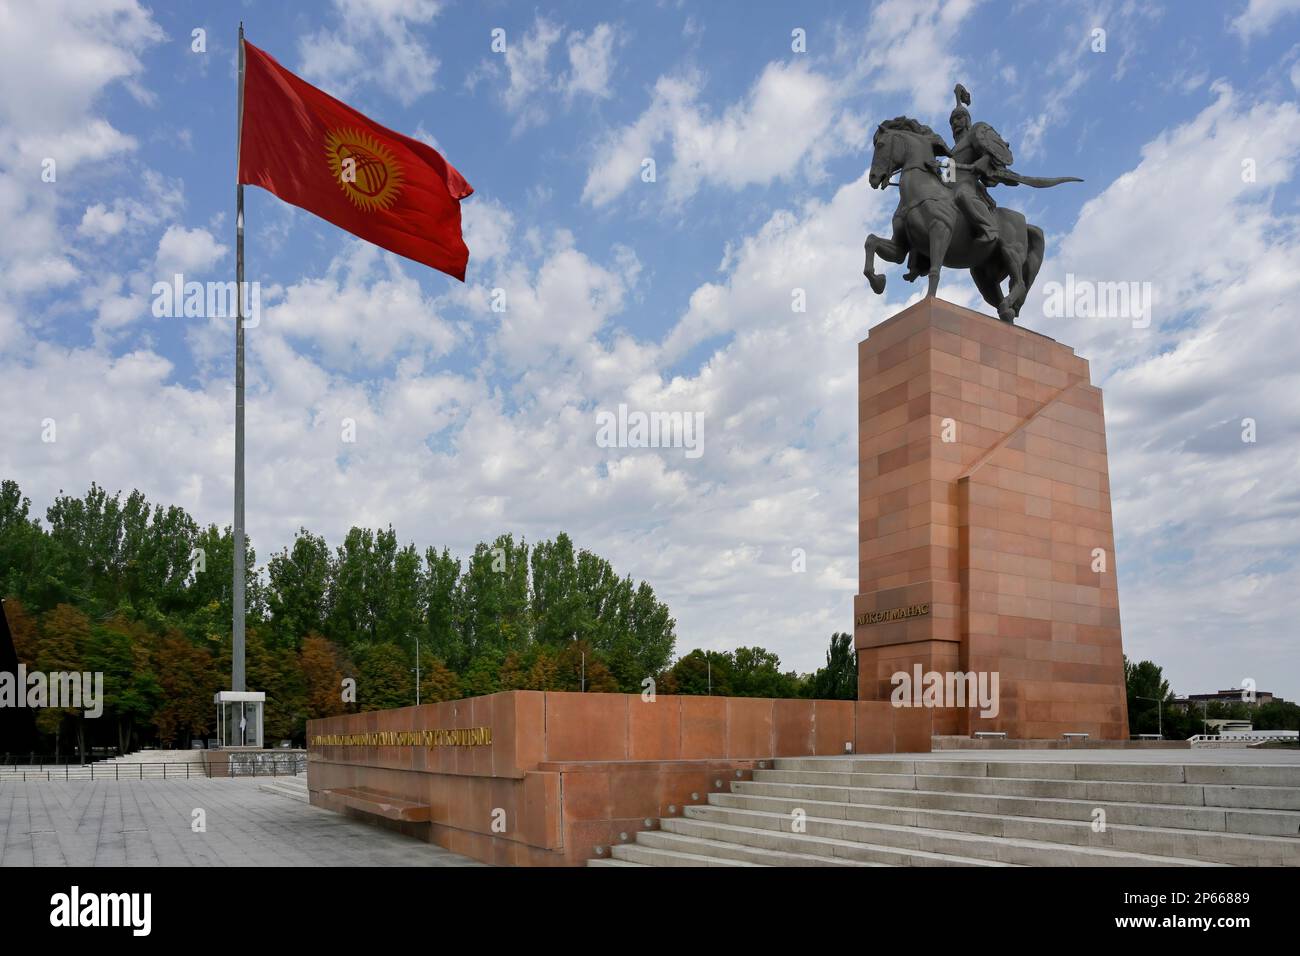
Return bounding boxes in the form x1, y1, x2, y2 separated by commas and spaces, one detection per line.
855, 603, 930, 627
310, 728, 493, 748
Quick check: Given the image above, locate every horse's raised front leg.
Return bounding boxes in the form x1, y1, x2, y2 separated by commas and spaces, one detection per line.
864, 234, 906, 295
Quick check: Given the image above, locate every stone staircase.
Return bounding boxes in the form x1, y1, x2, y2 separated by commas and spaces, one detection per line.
1, 749, 209, 780
589, 755, 1300, 867
258, 774, 310, 803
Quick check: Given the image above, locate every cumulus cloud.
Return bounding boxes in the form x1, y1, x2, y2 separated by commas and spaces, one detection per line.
859, 0, 979, 115
154, 225, 228, 278
583, 62, 838, 208
1230, 0, 1300, 39
298, 0, 442, 105
77, 203, 128, 242
476, 17, 622, 132
266, 241, 458, 370
0, 1, 164, 320
564, 23, 618, 100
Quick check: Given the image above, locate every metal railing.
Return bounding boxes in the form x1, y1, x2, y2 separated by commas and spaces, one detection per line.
1, 753, 114, 767
0, 756, 307, 782
1188, 731, 1299, 743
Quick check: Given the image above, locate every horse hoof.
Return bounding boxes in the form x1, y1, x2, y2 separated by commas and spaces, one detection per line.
998, 306, 1015, 323
867, 273, 885, 294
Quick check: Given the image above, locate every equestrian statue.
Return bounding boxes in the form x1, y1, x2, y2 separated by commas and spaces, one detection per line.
863, 84, 1081, 323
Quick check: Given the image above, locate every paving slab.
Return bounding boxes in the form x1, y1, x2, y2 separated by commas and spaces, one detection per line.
0, 777, 485, 867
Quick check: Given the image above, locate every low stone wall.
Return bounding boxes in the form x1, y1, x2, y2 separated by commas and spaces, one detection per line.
307, 691, 932, 866
202, 749, 307, 776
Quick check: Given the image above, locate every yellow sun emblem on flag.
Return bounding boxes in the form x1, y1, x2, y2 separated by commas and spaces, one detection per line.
325, 128, 404, 211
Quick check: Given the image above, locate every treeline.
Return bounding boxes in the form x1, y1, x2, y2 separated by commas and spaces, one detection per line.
1, 479, 856, 756
1125, 658, 1300, 739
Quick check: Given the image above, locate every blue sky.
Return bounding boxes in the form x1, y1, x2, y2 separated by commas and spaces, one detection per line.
2, 0, 1299, 698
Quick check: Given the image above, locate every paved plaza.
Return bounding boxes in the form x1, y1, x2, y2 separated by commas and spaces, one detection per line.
0, 776, 484, 867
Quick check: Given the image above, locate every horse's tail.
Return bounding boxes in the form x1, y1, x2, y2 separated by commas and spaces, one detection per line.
1023, 223, 1045, 296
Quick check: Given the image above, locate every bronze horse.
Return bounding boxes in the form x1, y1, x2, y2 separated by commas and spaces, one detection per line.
863, 118, 1045, 323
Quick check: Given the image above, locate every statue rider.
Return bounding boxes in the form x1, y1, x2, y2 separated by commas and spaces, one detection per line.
944, 84, 1000, 244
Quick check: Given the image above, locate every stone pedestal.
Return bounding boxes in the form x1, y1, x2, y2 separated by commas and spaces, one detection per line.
855, 298, 1128, 740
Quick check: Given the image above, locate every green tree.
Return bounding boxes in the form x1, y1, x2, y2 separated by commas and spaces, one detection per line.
1255, 700, 1300, 734
300, 633, 347, 720
663, 650, 733, 696
459, 534, 529, 659
185, 523, 262, 647
530, 534, 583, 645
34, 604, 92, 760
556, 640, 619, 692
418, 658, 462, 703
84, 615, 161, 754
524, 646, 559, 691
247, 630, 306, 743
730, 646, 802, 698
0, 481, 45, 605
356, 642, 413, 712
1124, 657, 1174, 736
498, 651, 529, 691
266, 530, 331, 650
327, 527, 423, 654
809, 632, 857, 700
153, 633, 218, 748
462, 649, 504, 696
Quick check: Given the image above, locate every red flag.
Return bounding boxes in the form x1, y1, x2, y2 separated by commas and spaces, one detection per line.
237, 39, 473, 280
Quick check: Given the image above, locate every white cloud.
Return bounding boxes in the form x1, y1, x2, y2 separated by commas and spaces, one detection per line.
478, 17, 622, 132
0, 0, 164, 323
583, 62, 838, 208
298, 0, 442, 105
1230, 0, 1300, 39
860, 0, 979, 115
502, 17, 563, 127
565, 23, 618, 100
155, 225, 227, 278
0, 0, 162, 169
266, 241, 458, 369
77, 203, 127, 242
460, 196, 515, 266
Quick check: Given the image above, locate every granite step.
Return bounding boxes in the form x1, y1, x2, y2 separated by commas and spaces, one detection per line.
660, 817, 1016, 866
634, 829, 880, 866
771, 758, 1300, 789
586, 859, 647, 867
608, 843, 762, 867
752, 768, 1300, 811
732, 779, 1300, 837
721, 790, 1300, 861
597, 757, 1300, 867
258, 777, 310, 803
684, 804, 1225, 866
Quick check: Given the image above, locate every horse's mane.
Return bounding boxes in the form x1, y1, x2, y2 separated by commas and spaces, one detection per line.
875, 116, 949, 154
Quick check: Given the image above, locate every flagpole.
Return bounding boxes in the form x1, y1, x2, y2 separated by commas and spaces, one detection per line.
233, 21, 247, 695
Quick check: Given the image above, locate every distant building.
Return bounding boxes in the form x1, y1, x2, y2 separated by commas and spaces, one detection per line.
1172, 688, 1286, 711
